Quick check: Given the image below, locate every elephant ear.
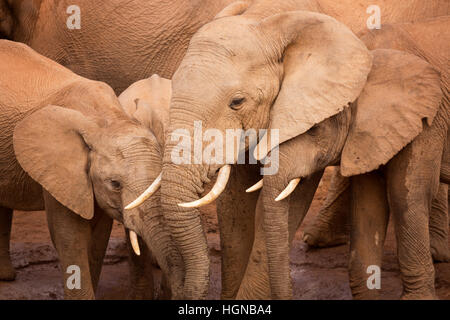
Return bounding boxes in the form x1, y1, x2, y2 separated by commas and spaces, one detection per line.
119, 75, 171, 147
214, 1, 250, 19
0, 0, 14, 39
257, 11, 372, 154
341, 49, 443, 177
14, 105, 98, 219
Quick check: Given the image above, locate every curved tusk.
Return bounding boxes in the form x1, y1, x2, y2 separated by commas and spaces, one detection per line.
129, 230, 141, 256
275, 178, 301, 202
253, 136, 269, 161
246, 179, 263, 193
125, 173, 162, 210
179, 165, 231, 208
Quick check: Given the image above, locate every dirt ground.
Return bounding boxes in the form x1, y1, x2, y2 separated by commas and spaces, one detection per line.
1, 170, 449, 300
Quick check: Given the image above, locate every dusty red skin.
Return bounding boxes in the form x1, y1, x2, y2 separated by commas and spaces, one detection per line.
2, 171, 449, 300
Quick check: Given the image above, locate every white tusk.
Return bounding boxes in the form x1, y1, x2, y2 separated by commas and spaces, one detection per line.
253, 135, 269, 161
246, 179, 263, 193
129, 230, 141, 256
275, 178, 301, 202
125, 173, 162, 210
178, 165, 231, 208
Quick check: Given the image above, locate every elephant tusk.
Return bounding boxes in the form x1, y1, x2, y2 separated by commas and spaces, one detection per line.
129, 230, 141, 256
125, 173, 162, 210
275, 178, 301, 202
253, 136, 269, 161
246, 179, 263, 193
178, 165, 231, 208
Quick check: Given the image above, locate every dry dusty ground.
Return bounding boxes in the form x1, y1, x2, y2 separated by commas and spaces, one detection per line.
0, 170, 449, 300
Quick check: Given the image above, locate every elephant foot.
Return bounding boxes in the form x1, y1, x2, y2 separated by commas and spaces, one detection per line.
303, 223, 349, 248
128, 289, 154, 300
401, 292, 437, 300
430, 239, 450, 262
352, 291, 380, 300
0, 257, 16, 281
128, 277, 155, 300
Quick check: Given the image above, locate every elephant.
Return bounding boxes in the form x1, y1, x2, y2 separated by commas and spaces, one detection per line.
251, 48, 447, 300
303, 16, 450, 262
0, 40, 183, 299
117, 74, 174, 299
125, 0, 449, 300
0, 0, 239, 94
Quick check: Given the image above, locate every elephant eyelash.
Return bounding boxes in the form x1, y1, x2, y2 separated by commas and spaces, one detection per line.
110, 180, 122, 191
229, 97, 246, 110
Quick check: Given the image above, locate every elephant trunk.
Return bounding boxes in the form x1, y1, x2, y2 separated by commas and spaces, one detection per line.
124, 187, 185, 299
160, 161, 210, 299
262, 177, 292, 299
261, 171, 324, 299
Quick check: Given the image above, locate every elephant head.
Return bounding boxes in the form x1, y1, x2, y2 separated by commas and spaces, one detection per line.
12, 77, 184, 298
245, 49, 443, 298
128, 7, 372, 298
118, 74, 171, 148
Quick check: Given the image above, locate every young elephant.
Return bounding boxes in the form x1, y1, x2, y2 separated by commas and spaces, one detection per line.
117, 75, 173, 299
304, 16, 450, 262
250, 49, 446, 299
0, 40, 182, 299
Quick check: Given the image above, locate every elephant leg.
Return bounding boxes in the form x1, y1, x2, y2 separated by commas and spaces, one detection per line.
429, 183, 449, 262
88, 205, 113, 293
349, 172, 389, 300
303, 167, 351, 248
125, 228, 155, 300
0, 207, 16, 281
44, 191, 95, 300
216, 163, 260, 300
385, 120, 445, 300
430, 183, 450, 262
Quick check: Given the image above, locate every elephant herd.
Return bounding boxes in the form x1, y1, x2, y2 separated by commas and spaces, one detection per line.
0, 0, 449, 300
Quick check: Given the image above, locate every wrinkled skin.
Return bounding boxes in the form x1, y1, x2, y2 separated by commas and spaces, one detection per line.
305, 17, 450, 262
0, 0, 237, 94
304, 166, 450, 263
118, 75, 174, 299
0, 41, 183, 299
160, 0, 449, 299
259, 49, 447, 299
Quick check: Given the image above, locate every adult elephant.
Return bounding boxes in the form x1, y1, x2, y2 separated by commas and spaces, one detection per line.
0, 40, 182, 299
0, 0, 238, 94
303, 16, 450, 262
128, 0, 449, 300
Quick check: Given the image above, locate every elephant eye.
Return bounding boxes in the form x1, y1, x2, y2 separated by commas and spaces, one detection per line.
110, 180, 122, 191
229, 97, 246, 110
